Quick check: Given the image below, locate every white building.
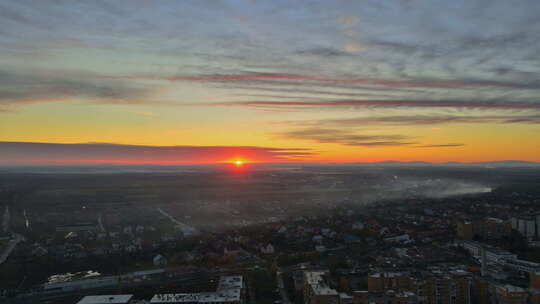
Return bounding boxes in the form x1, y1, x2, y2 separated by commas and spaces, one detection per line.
42, 277, 119, 293
315, 245, 327, 253
151, 276, 244, 304
352, 221, 365, 230
153, 254, 168, 267
502, 258, 540, 273
260, 243, 275, 254
77, 295, 133, 304
303, 271, 339, 304
458, 240, 540, 273
512, 217, 536, 239
458, 241, 516, 262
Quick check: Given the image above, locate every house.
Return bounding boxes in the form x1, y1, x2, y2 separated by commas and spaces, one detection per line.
125, 245, 138, 253
315, 245, 327, 253
261, 243, 275, 254
312, 235, 323, 244
224, 245, 241, 256
384, 234, 412, 244
352, 221, 365, 230
153, 254, 168, 266
344, 235, 362, 244
135, 225, 145, 234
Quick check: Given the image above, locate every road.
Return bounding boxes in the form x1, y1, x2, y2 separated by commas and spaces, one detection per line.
276, 269, 292, 304
156, 208, 191, 229
156, 207, 201, 237
97, 214, 105, 232
0, 204, 25, 265
0, 233, 24, 265
2, 205, 9, 233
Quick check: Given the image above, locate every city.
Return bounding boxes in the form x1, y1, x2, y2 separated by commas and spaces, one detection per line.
1, 165, 540, 303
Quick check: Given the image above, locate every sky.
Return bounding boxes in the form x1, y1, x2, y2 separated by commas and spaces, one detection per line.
1, 0, 539, 164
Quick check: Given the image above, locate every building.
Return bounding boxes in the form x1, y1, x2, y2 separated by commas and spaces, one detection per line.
76, 295, 133, 304
56, 223, 98, 232
502, 258, 540, 273
474, 277, 535, 304
458, 241, 540, 274
475, 278, 491, 304
42, 277, 119, 294
383, 234, 412, 244
304, 271, 339, 304
457, 219, 510, 241
356, 269, 472, 304
536, 214, 540, 238
151, 275, 244, 304
352, 290, 417, 304
424, 270, 472, 304
458, 241, 517, 263
339, 293, 353, 304
483, 218, 511, 239
493, 284, 528, 304
457, 221, 474, 241
260, 243, 275, 254
512, 217, 536, 239
367, 272, 414, 292
530, 272, 540, 289
153, 254, 168, 267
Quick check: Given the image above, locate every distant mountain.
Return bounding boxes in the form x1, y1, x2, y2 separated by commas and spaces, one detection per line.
376, 161, 432, 166
349, 160, 540, 167
466, 160, 540, 167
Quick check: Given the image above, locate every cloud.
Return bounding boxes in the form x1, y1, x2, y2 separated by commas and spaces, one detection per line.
0, 68, 154, 106
338, 16, 365, 53
415, 143, 465, 148
277, 127, 466, 149
112, 109, 157, 117
343, 41, 364, 53
108, 73, 540, 90
0, 142, 316, 164
230, 86, 398, 99
295, 47, 352, 57
278, 128, 415, 147
288, 115, 540, 127
200, 99, 540, 111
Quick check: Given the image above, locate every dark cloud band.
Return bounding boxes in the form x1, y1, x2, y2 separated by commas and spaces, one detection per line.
0, 142, 315, 164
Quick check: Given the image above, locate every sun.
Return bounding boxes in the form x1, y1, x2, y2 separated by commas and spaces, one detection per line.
234, 160, 244, 166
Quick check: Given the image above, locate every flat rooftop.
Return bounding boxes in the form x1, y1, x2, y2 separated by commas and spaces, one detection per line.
150, 276, 243, 303
76, 295, 133, 304
304, 271, 338, 296
217, 275, 243, 290
151, 290, 240, 303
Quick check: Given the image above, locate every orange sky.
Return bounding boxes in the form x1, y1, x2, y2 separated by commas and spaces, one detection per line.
1, 1, 539, 164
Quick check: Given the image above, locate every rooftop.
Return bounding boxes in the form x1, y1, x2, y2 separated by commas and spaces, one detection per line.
76, 295, 133, 304
150, 276, 243, 303
304, 271, 338, 296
